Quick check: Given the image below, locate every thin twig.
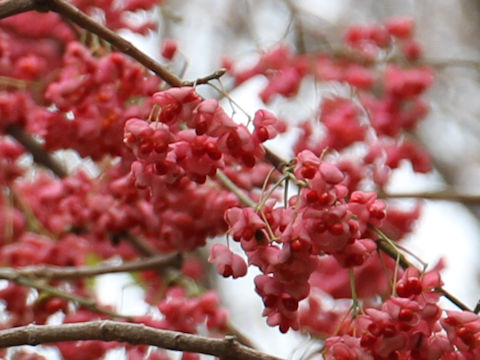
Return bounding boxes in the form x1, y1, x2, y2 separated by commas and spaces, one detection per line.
380, 190, 480, 204
0, 270, 129, 319
435, 287, 471, 312
0, 321, 284, 360
282, 0, 306, 53
13, 254, 181, 280
194, 68, 228, 85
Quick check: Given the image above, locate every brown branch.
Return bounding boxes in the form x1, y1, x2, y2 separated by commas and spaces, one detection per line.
6, 125, 67, 178
474, 300, 480, 314
13, 253, 181, 280
192, 68, 227, 85
0, 321, 284, 360
435, 287, 472, 312
265, 148, 289, 173
330, 48, 480, 70
0, 0, 37, 19
380, 190, 480, 204
376, 238, 413, 270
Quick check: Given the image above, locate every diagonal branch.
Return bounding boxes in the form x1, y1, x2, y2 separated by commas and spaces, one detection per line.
46, 0, 184, 87
7, 125, 67, 178
0, 321, 284, 360
1, 0, 226, 88
45, 0, 224, 87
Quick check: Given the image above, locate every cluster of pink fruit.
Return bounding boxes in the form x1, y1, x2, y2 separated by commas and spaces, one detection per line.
0, 2, 477, 359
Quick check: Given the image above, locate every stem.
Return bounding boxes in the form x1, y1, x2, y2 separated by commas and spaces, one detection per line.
0, 321, 283, 360
216, 170, 257, 208
375, 227, 428, 271
257, 173, 286, 211
348, 268, 359, 318
391, 251, 400, 297
208, 82, 253, 121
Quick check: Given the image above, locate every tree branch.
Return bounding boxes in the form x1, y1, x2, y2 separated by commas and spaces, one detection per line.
435, 287, 472, 312
11, 253, 181, 280
6, 125, 67, 178
0, 321, 284, 360
0, 0, 37, 19
192, 68, 227, 85
380, 190, 480, 204
265, 148, 289, 173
